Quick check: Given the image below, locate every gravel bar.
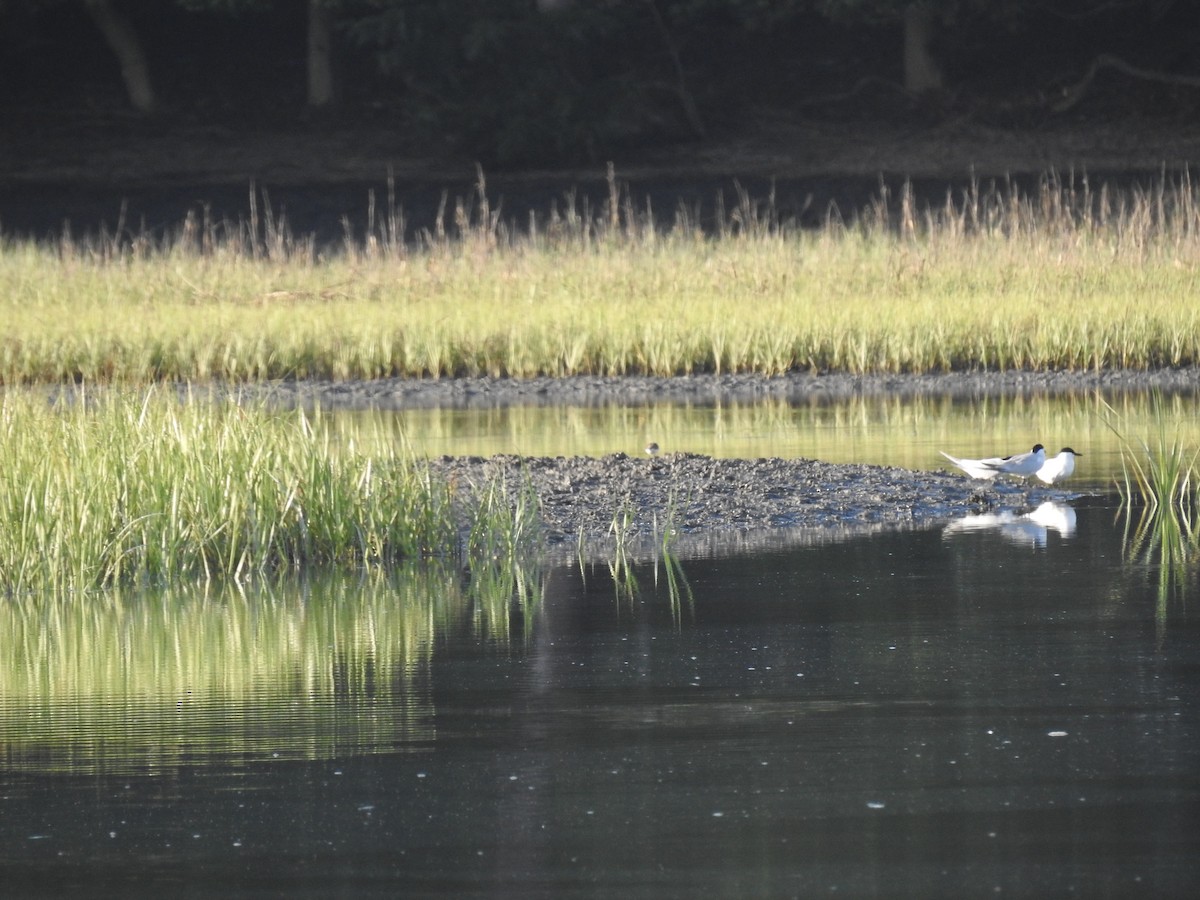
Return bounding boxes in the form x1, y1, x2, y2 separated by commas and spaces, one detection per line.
218, 368, 1176, 553
425, 451, 1076, 554
63, 370, 1175, 555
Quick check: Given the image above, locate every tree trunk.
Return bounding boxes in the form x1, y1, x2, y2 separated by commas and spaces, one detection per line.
307, 0, 336, 109
902, 2, 943, 95
82, 0, 155, 113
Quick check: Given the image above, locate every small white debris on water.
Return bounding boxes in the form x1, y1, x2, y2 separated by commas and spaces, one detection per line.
1048, 731, 1069, 737
866, 802, 885, 810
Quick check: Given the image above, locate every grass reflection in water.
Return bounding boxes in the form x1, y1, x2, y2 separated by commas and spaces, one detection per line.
0, 565, 541, 774
1108, 394, 1200, 624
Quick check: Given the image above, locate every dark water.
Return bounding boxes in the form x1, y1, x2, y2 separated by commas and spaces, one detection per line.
2, 501, 1198, 898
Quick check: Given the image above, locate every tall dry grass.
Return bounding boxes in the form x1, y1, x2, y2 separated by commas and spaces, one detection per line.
3, 170, 1200, 384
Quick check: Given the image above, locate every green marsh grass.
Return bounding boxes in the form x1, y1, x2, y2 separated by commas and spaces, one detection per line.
464, 474, 545, 640
1105, 395, 1200, 620
655, 543, 694, 627
606, 502, 639, 602
4, 173, 1200, 385
654, 492, 694, 626
1105, 393, 1200, 512
579, 490, 692, 617
0, 390, 543, 595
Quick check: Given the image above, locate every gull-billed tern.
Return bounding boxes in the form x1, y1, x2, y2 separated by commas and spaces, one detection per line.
1035, 447, 1081, 484
939, 444, 1046, 480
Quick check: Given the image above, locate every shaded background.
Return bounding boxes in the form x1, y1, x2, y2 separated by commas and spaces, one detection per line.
3, 0, 1199, 239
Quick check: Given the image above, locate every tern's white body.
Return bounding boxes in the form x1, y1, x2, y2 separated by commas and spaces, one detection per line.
1035, 448, 1081, 485
940, 444, 1046, 480
938, 452, 1008, 480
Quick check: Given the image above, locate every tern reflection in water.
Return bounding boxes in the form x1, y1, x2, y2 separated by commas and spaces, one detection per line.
942, 501, 1077, 550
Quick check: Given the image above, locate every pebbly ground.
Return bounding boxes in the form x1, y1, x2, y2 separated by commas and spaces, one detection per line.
422, 450, 1072, 556
242, 368, 1146, 554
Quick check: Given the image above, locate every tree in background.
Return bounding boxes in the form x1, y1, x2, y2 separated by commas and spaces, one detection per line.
815, 0, 1197, 98
813, 0, 968, 95
176, 0, 340, 111
1, 0, 1197, 164
901, 2, 941, 93
12, 1, 339, 115
341, 0, 674, 164
305, 0, 334, 109
80, 0, 156, 112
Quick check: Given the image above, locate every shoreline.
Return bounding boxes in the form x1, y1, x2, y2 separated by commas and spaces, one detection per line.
340, 370, 1122, 557
36, 369, 1163, 557
234, 367, 1200, 411
427, 451, 1079, 561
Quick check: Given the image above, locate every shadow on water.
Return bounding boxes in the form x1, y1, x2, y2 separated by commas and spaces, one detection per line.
1, 500, 1197, 897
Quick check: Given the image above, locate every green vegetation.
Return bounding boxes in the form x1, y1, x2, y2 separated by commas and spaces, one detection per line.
1114, 424, 1199, 515
1107, 392, 1200, 512
465, 474, 545, 638
1106, 395, 1200, 621
1115, 418, 1198, 517
4, 175, 1200, 385
0, 390, 543, 595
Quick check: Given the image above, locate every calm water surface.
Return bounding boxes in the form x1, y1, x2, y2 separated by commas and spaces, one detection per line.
335, 387, 1200, 483
2, 391, 1199, 898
